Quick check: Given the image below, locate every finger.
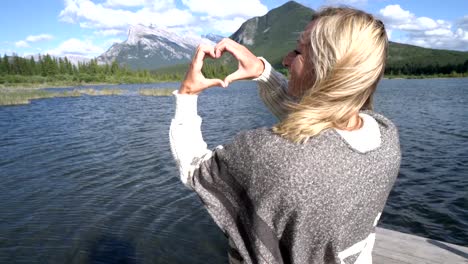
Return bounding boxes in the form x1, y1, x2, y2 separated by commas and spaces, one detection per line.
223, 70, 245, 86
214, 38, 228, 58
203, 78, 226, 88
214, 39, 239, 59
214, 43, 224, 58
193, 45, 215, 71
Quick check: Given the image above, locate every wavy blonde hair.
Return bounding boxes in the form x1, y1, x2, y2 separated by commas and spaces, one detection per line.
273, 7, 388, 143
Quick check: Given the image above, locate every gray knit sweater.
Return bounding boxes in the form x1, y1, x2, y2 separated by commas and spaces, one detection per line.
169, 59, 401, 264
190, 113, 400, 264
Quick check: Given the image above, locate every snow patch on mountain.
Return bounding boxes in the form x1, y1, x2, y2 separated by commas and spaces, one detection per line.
97, 24, 216, 69
231, 17, 259, 46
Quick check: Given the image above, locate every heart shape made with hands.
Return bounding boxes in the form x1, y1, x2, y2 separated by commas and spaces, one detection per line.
213, 40, 264, 86
200, 53, 231, 84
179, 40, 263, 95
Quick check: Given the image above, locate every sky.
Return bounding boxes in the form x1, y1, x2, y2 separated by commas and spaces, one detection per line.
1, 0, 467, 58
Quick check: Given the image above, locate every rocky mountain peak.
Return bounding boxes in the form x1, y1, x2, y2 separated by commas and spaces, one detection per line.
97, 24, 215, 70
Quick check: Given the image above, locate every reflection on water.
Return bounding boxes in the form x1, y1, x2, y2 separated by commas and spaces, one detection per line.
0, 79, 467, 262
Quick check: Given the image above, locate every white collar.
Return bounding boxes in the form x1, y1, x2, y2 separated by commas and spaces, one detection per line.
335, 113, 381, 153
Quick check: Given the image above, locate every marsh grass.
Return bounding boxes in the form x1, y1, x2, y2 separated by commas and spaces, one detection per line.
77, 88, 123, 96
0, 89, 81, 106
138, 88, 175, 96
0, 87, 175, 106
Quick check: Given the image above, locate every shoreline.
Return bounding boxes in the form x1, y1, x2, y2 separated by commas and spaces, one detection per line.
383, 75, 468, 80
0, 81, 177, 90
1, 75, 468, 89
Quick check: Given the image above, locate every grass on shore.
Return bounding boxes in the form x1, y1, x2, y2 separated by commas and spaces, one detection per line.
0, 88, 176, 106
0, 89, 81, 106
77, 88, 123, 96
138, 88, 175, 96
0, 73, 184, 89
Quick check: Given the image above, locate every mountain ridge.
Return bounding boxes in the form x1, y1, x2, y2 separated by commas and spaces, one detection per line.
94, 0, 468, 73
96, 24, 215, 70
230, 0, 313, 68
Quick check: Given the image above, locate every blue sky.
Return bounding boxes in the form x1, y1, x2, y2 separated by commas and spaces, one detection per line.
1, 0, 467, 58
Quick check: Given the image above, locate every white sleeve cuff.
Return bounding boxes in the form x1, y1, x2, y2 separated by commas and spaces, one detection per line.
252, 57, 273, 83
173, 90, 199, 120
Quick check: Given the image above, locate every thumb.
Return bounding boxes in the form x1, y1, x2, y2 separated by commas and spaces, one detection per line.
223, 70, 244, 86
203, 78, 226, 88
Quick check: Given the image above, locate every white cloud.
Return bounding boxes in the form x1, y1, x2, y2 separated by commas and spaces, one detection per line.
104, 0, 147, 7
58, 0, 270, 38
379, 5, 468, 51
202, 17, 247, 34
60, 0, 193, 31
0, 49, 14, 56
147, 0, 175, 11
95, 29, 126, 36
325, 0, 367, 6
46, 38, 104, 57
379, 5, 412, 25
386, 29, 393, 40
456, 28, 468, 41
15, 41, 30, 48
15, 34, 53, 49
181, 0, 267, 18
425, 28, 453, 37
456, 15, 468, 30
25, 34, 54, 42
104, 38, 124, 47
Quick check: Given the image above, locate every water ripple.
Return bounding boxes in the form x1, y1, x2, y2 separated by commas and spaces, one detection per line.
1, 80, 467, 262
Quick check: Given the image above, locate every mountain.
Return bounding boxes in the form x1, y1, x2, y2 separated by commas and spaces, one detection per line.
97, 24, 215, 70
96, 1, 468, 74
202, 33, 225, 43
230, 1, 468, 70
230, 1, 314, 68
387, 42, 468, 67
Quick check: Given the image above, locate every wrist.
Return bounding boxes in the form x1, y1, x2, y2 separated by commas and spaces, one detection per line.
179, 82, 196, 95
255, 57, 265, 78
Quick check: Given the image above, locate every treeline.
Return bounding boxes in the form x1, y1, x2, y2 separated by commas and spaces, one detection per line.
201, 59, 230, 79
0, 54, 183, 86
2, 54, 468, 87
385, 60, 468, 77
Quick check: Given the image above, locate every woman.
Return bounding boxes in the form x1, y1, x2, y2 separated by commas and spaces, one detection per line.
169, 7, 401, 264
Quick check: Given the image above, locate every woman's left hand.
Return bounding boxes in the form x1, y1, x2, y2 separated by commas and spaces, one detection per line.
179, 45, 226, 95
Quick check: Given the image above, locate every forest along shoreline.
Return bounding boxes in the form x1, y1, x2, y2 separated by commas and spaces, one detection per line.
1, 53, 468, 89
1, 53, 467, 106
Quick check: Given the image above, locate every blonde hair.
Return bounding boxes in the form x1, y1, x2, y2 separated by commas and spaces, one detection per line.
273, 7, 388, 143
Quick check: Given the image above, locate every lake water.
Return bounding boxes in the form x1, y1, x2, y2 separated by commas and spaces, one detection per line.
0, 78, 467, 263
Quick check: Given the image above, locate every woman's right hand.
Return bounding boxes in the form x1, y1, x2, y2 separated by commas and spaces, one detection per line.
214, 38, 265, 86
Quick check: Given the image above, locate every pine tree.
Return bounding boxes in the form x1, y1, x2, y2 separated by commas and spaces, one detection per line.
110, 60, 119, 75
58, 58, 66, 74
15, 56, 22, 75
63, 57, 73, 75
29, 57, 37, 75
0, 55, 5, 75
41, 54, 58, 76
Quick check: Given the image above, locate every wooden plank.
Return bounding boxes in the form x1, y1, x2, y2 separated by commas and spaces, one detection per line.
374, 227, 468, 264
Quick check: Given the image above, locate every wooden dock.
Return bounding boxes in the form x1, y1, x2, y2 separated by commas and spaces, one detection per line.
374, 227, 468, 263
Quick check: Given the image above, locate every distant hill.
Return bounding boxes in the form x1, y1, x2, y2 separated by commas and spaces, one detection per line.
202, 33, 225, 43
230, 1, 468, 71
230, 1, 314, 68
387, 42, 468, 67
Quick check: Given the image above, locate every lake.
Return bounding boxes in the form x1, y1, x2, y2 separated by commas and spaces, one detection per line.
0, 78, 467, 263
